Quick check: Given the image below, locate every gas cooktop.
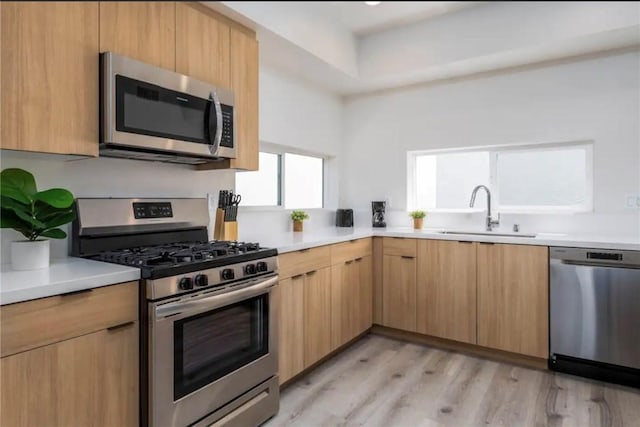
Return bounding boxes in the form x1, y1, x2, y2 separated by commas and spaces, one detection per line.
91, 240, 277, 279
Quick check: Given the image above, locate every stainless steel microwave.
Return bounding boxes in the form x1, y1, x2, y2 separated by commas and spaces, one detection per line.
100, 52, 236, 164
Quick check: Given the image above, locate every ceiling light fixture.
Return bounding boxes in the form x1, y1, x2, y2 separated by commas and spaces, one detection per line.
364, 1, 382, 5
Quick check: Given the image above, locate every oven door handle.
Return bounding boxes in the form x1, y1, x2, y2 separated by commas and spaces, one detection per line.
155, 275, 278, 320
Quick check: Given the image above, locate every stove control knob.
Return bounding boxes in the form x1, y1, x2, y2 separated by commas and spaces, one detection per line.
221, 269, 235, 281
244, 264, 256, 275
256, 262, 268, 273
194, 274, 208, 287
178, 277, 193, 290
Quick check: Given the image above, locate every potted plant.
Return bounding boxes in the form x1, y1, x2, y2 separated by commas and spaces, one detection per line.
290, 210, 309, 232
409, 210, 427, 230
1, 168, 75, 270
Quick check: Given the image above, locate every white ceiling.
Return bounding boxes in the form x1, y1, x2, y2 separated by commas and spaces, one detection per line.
329, 1, 480, 35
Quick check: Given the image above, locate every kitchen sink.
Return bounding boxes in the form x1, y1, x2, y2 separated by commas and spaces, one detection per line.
437, 231, 537, 238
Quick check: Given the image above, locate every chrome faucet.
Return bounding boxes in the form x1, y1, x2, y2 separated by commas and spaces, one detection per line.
469, 185, 500, 232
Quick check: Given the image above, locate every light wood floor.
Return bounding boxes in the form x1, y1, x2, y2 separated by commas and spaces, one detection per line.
267, 335, 640, 427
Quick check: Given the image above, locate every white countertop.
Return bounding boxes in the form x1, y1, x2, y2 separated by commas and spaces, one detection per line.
262, 227, 640, 253
0, 257, 140, 306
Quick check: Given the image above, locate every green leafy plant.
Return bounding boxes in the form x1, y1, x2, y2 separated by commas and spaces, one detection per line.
290, 210, 309, 222
409, 210, 427, 219
1, 168, 75, 241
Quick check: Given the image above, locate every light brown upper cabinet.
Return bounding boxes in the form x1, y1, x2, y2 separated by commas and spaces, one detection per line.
417, 240, 477, 344
199, 26, 259, 171
382, 239, 417, 331
99, 2, 176, 70
0, 2, 99, 156
175, 3, 230, 87
477, 243, 549, 358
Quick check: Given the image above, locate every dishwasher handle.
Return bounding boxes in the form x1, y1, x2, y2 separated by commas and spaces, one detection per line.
550, 246, 640, 268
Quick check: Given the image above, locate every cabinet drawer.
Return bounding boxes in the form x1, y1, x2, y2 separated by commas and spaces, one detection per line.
331, 238, 372, 265
1, 281, 138, 358
279, 246, 331, 279
383, 238, 417, 257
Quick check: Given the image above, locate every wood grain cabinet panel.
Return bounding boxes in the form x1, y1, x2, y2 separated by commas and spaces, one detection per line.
1, 282, 138, 358
303, 267, 332, 367
417, 240, 477, 344
477, 243, 549, 358
0, 1, 99, 156
382, 254, 417, 331
278, 246, 331, 280
176, 3, 230, 87
0, 323, 138, 427
278, 277, 304, 384
330, 238, 372, 265
357, 255, 373, 334
99, 1, 176, 70
383, 238, 417, 257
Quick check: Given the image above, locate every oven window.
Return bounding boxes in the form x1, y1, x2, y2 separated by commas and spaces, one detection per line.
173, 294, 269, 400
115, 75, 212, 145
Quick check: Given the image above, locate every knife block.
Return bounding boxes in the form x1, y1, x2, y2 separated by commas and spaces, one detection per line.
213, 208, 238, 241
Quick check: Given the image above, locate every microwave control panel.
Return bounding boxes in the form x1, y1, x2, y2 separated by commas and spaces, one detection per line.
220, 104, 234, 148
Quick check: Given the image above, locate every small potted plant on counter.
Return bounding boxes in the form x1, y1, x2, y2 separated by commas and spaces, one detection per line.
1, 168, 75, 270
409, 210, 427, 230
290, 210, 309, 232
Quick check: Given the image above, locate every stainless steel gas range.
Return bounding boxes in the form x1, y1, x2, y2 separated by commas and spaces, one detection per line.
72, 198, 279, 427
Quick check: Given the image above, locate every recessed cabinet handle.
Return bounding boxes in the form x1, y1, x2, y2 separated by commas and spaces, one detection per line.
401, 255, 415, 259
292, 274, 305, 279
355, 257, 363, 262
298, 248, 310, 253
458, 241, 473, 244
107, 321, 135, 332
345, 260, 353, 265
59, 288, 93, 297
306, 270, 317, 275
350, 240, 357, 243
479, 242, 495, 245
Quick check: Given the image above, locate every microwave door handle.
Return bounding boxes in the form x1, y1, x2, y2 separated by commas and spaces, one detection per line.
208, 91, 223, 155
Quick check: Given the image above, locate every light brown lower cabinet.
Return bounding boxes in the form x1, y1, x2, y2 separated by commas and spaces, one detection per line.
330, 255, 373, 351
382, 254, 417, 331
303, 267, 332, 368
416, 240, 477, 344
278, 276, 304, 384
0, 322, 138, 427
477, 243, 549, 358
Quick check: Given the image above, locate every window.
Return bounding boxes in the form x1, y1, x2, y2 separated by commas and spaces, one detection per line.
236, 151, 324, 209
235, 152, 281, 207
408, 141, 593, 213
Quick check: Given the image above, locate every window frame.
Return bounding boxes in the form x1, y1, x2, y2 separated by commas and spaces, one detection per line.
407, 140, 594, 214
236, 145, 327, 211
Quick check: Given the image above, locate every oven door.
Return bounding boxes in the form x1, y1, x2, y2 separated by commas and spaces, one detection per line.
149, 275, 278, 427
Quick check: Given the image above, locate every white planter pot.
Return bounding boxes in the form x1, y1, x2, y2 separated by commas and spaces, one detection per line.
11, 239, 50, 270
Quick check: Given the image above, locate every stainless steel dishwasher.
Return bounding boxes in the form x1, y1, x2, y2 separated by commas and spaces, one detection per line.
550, 247, 640, 388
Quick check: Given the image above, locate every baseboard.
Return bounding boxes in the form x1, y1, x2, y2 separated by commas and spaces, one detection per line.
370, 325, 548, 371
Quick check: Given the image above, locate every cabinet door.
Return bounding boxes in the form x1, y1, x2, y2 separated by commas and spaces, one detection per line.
0, 323, 138, 427
330, 261, 357, 350
382, 255, 417, 331
1, 2, 98, 156
304, 267, 332, 367
477, 243, 549, 358
100, 1, 175, 69
229, 27, 259, 171
356, 255, 373, 334
176, 3, 230, 87
417, 240, 477, 344
278, 276, 304, 384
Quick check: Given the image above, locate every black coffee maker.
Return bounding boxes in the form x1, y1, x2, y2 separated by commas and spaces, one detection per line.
372, 201, 386, 228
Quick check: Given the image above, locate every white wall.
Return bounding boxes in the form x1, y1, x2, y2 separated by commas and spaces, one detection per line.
342, 51, 640, 235
238, 65, 345, 240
